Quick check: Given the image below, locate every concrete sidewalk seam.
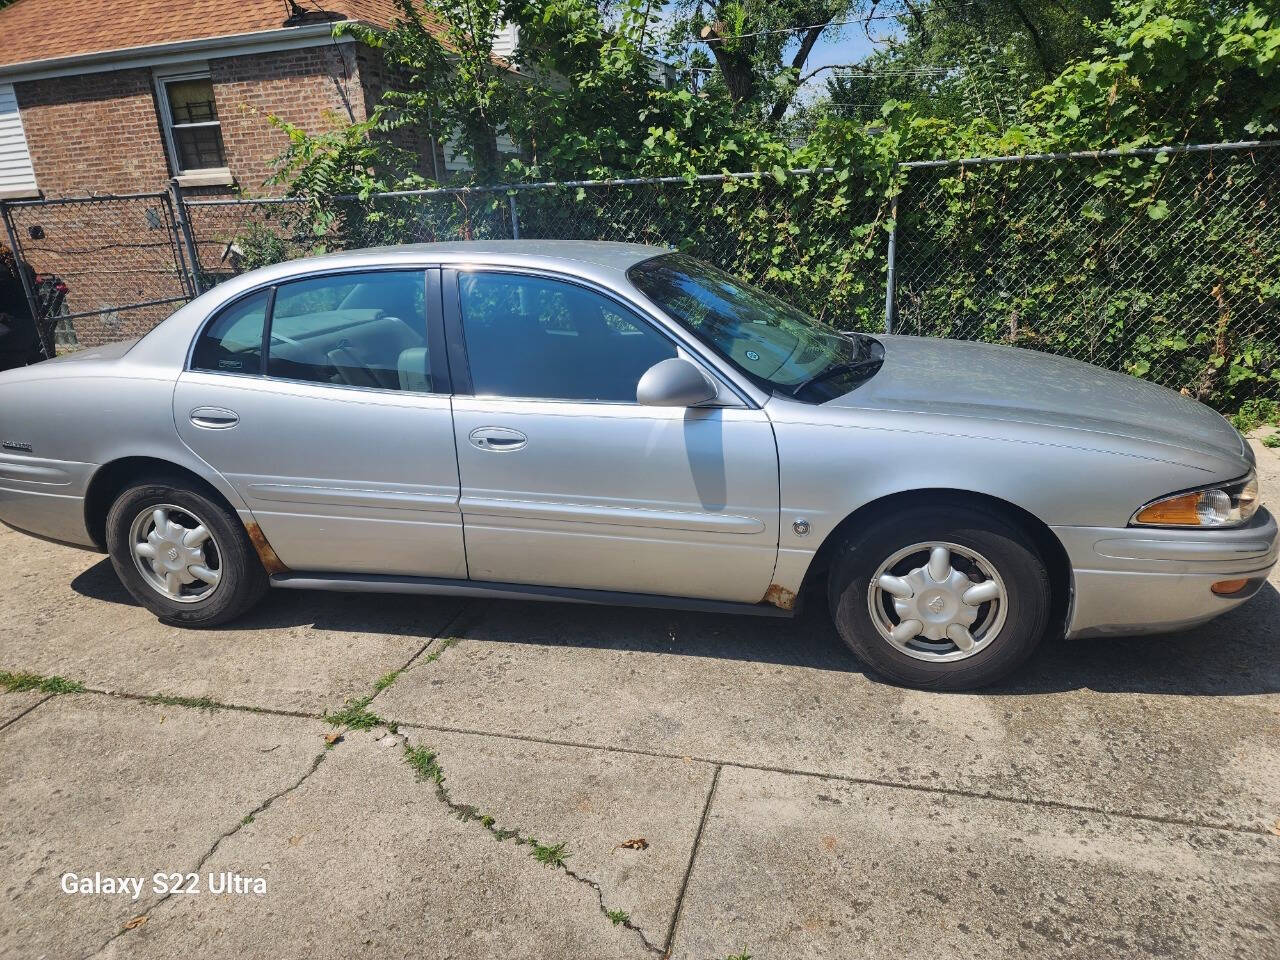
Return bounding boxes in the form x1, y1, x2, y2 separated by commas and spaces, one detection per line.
664, 763, 721, 956
16, 681, 1278, 840
394, 720, 1280, 841
390, 603, 473, 681
0, 693, 53, 735
83, 747, 333, 960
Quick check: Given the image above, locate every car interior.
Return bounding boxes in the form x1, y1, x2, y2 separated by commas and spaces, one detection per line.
458, 272, 675, 401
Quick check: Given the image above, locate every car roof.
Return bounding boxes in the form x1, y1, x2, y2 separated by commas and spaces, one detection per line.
303, 240, 670, 276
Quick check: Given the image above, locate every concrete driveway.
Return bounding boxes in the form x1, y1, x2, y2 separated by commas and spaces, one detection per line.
2, 442, 1279, 960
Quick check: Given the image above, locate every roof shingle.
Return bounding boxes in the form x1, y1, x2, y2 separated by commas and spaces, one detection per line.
0, 0, 406, 70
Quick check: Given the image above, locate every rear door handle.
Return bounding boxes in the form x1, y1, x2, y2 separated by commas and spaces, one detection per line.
468, 426, 527, 452
189, 406, 239, 429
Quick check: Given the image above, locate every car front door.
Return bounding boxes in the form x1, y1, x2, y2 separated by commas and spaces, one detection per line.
444, 267, 780, 604
173, 267, 465, 578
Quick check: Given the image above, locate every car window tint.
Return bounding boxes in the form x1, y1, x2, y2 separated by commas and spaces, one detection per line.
267, 271, 431, 392
191, 289, 268, 374
458, 273, 676, 402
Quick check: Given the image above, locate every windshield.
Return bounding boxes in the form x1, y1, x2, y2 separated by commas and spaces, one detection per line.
627, 253, 882, 403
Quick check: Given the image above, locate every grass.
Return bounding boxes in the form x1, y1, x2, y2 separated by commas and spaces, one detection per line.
528, 840, 569, 868
723, 951, 752, 960
373, 670, 401, 692
1231, 399, 1279, 433
0, 671, 85, 694
419, 637, 458, 667
323, 696, 390, 731
1263, 434, 1280, 448
404, 745, 446, 786
605, 909, 630, 926
240, 814, 255, 826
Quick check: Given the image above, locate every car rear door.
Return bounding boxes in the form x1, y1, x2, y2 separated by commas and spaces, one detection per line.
444, 266, 780, 604
173, 267, 465, 578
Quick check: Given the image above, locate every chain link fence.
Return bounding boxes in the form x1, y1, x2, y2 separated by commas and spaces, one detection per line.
892, 142, 1280, 409
1, 192, 194, 346
2, 140, 1276, 411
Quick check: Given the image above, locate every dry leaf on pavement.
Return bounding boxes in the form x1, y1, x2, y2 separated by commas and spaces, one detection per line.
123, 915, 147, 931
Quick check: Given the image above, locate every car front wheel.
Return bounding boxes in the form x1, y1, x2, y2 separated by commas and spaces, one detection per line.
828, 505, 1051, 690
105, 477, 268, 626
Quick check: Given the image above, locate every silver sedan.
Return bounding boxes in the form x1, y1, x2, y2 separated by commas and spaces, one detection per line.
0, 241, 1274, 689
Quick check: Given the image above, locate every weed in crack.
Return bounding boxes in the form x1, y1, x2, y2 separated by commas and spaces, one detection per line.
417, 637, 458, 668
374, 670, 402, 692
0, 671, 85, 694
723, 950, 753, 960
395, 739, 662, 955
405, 745, 445, 785
529, 840, 569, 868
323, 696, 391, 731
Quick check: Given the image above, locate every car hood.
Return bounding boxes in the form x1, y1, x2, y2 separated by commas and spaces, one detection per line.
828, 335, 1246, 466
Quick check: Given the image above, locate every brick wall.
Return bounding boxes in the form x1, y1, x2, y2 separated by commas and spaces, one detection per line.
8, 43, 394, 347
16, 68, 172, 196
210, 44, 371, 194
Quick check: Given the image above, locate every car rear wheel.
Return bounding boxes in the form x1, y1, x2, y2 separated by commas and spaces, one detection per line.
828, 506, 1051, 690
105, 477, 268, 626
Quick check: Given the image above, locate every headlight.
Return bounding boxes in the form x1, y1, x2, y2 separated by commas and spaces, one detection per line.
1131, 472, 1259, 527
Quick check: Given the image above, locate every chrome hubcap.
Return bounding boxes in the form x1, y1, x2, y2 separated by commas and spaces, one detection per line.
867, 542, 1007, 662
128, 505, 221, 603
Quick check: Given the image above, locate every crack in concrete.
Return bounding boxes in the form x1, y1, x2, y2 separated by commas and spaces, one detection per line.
396, 719, 1280, 840
13, 673, 1280, 839
398, 735, 666, 956
82, 748, 332, 960
383, 603, 473, 680
663, 764, 721, 955
0, 693, 53, 734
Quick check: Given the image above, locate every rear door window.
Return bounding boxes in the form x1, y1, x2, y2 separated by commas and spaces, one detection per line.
267, 271, 432, 391
191, 289, 268, 374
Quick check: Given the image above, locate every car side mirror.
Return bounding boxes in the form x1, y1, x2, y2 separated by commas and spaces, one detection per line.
636, 357, 719, 407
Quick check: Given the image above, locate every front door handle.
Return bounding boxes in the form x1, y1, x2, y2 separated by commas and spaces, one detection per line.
468, 426, 527, 452
189, 406, 239, 429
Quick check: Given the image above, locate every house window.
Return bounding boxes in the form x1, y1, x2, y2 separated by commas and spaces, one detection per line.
157, 73, 226, 173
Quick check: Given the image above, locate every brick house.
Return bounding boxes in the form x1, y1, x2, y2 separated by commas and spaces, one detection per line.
0, 0, 526, 346
0, 0, 497, 199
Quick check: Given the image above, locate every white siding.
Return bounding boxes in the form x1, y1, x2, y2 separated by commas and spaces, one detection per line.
0, 82, 38, 196
443, 132, 519, 173
492, 23, 520, 61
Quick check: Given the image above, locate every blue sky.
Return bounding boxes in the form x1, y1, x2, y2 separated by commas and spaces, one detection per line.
793, 20, 893, 103
667, 13, 901, 107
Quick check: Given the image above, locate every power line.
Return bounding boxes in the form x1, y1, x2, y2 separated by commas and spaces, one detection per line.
675, 2, 973, 44
675, 9, 910, 44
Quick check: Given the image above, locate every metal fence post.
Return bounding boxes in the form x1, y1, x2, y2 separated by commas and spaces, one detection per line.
883, 188, 899, 335
168, 179, 204, 297
508, 191, 521, 240
1, 200, 51, 359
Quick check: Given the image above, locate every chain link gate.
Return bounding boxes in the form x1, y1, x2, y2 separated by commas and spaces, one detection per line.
0, 190, 195, 351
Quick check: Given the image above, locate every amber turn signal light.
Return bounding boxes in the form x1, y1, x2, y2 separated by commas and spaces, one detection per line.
1134, 492, 1203, 526
1211, 578, 1250, 596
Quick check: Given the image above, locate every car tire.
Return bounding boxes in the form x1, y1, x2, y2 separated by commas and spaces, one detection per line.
105, 476, 268, 627
827, 505, 1051, 690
